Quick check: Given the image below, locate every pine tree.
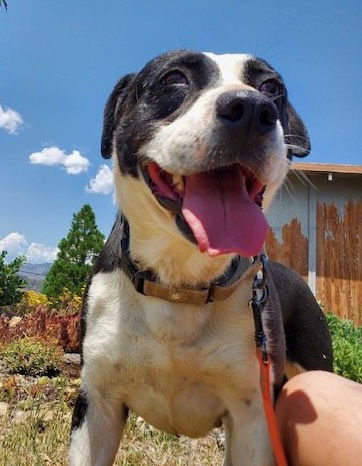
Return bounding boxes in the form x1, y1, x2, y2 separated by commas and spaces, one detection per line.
0, 251, 27, 306
42, 204, 105, 297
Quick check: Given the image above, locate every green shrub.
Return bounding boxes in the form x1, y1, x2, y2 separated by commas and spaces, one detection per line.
0, 338, 63, 377
326, 313, 362, 383
0, 251, 27, 306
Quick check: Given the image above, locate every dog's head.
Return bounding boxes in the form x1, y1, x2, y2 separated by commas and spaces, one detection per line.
102, 50, 309, 262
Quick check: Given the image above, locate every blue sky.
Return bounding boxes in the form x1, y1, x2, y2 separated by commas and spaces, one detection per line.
1, 0, 361, 263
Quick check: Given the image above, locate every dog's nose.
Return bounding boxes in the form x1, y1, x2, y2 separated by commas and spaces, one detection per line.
215, 90, 278, 134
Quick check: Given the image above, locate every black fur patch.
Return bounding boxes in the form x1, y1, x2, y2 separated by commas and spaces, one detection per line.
262, 272, 287, 391
243, 58, 288, 127
79, 280, 91, 366
244, 58, 310, 158
101, 50, 220, 176
269, 261, 333, 372
71, 390, 88, 431
101, 73, 137, 159
93, 214, 123, 274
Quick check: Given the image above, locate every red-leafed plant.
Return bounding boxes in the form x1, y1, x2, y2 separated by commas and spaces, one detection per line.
0, 307, 80, 352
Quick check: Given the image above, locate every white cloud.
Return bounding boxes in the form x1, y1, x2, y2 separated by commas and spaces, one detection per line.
0, 104, 23, 134
26, 243, 59, 264
86, 164, 114, 194
63, 150, 90, 174
29, 146, 65, 166
0, 232, 27, 258
29, 146, 90, 175
0, 232, 58, 264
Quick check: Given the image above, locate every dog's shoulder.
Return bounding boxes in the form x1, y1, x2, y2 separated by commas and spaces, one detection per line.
268, 260, 333, 372
80, 215, 125, 359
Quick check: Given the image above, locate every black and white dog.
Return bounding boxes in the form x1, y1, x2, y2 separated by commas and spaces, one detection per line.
69, 50, 332, 465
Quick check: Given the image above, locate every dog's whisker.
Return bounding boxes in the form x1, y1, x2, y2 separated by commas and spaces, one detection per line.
259, 38, 283, 58
283, 134, 304, 139
281, 149, 316, 196
284, 143, 309, 155
280, 155, 292, 169
270, 93, 286, 102
282, 177, 297, 201
288, 167, 316, 190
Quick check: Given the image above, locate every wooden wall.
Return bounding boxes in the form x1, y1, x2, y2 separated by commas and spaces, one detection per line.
316, 200, 362, 325
266, 218, 308, 280
266, 194, 361, 326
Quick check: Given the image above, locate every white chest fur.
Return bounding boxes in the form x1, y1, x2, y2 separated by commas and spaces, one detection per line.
82, 270, 261, 438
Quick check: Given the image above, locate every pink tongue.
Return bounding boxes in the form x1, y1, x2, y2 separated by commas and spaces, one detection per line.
182, 168, 269, 257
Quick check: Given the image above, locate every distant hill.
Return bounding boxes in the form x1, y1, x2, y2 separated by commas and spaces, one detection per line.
19, 263, 52, 292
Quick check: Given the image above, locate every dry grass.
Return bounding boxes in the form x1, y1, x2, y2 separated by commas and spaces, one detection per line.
116, 415, 222, 465
0, 400, 71, 466
0, 375, 223, 466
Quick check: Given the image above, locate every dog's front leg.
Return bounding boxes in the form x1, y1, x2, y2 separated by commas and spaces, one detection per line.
69, 388, 127, 466
223, 402, 274, 466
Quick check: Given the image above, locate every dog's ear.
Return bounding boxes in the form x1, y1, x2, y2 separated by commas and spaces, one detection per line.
101, 73, 137, 158
285, 102, 311, 158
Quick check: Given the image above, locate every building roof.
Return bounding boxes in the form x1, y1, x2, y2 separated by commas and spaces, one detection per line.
292, 162, 362, 175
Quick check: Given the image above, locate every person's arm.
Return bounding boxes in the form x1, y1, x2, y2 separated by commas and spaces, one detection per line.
276, 371, 362, 466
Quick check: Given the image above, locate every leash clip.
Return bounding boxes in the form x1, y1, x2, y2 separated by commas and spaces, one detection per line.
252, 253, 268, 290
250, 254, 269, 363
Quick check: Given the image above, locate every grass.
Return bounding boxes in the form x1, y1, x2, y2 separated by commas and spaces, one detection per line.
0, 400, 70, 466
0, 374, 222, 466
326, 313, 362, 383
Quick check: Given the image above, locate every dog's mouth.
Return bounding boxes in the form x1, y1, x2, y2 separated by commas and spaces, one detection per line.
143, 162, 268, 257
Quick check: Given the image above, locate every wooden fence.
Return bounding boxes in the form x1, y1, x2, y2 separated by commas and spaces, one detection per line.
266, 199, 361, 326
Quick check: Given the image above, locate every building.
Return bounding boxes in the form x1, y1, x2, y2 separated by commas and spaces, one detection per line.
266, 163, 362, 325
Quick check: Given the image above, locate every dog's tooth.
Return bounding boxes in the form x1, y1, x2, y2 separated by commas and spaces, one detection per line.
172, 174, 184, 193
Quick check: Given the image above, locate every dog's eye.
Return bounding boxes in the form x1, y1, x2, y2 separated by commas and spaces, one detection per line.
160, 70, 189, 86
259, 80, 281, 97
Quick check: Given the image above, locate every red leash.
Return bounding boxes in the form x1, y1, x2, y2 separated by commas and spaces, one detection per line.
256, 349, 287, 466
251, 255, 288, 466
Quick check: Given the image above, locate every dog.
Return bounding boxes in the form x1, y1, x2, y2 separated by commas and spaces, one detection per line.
69, 50, 333, 465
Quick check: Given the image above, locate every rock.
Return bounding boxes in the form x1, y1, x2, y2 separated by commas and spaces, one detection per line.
213, 430, 225, 450
12, 409, 31, 424
0, 401, 9, 417
9, 316, 22, 328
63, 353, 81, 365
136, 416, 145, 426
